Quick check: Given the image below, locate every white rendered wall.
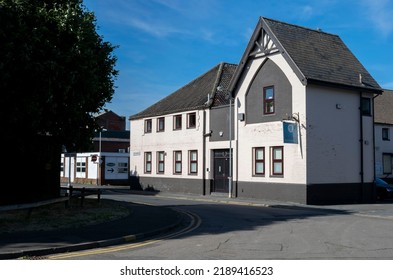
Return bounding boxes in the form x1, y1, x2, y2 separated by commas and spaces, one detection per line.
306, 86, 375, 184
130, 110, 205, 180
234, 54, 307, 185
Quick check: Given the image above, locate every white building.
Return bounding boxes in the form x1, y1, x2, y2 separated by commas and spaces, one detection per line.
374, 89, 393, 182
61, 152, 129, 186
129, 17, 382, 204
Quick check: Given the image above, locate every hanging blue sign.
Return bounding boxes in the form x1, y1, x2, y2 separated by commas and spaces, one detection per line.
283, 122, 298, 144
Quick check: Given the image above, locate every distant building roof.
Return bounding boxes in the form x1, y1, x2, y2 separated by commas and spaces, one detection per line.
93, 130, 130, 140
375, 89, 393, 125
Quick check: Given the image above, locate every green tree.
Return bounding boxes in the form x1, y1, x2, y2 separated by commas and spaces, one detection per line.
0, 0, 118, 204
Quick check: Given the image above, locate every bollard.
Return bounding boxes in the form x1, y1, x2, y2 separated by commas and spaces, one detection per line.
80, 187, 85, 207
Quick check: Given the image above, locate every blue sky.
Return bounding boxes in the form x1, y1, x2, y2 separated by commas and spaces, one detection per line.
84, 0, 393, 125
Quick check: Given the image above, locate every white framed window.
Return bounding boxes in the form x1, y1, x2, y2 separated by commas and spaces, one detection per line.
187, 112, 196, 128
189, 150, 198, 174
157, 117, 165, 132
271, 146, 284, 176
173, 115, 182, 130
144, 119, 152, 133
383, 153, 393, 174
174, 151, 182, 174
157, 151, 165, 174
144, 152, 152, 173
76, 157, 87, 178
253, 147, 265, 176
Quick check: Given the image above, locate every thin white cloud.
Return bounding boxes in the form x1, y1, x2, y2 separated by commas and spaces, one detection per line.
361, 0, 393, 37
127, 17, 186, 38
301, 5, 314, 19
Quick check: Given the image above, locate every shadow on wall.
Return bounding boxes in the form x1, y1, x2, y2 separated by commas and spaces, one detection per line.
129, 169, 160, 194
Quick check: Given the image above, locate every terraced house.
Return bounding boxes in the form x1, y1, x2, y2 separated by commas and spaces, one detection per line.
374, 90, 393, 182
129, 17, 383, 205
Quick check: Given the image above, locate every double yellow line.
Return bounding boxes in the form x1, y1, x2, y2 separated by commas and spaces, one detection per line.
48, 208, 201, 259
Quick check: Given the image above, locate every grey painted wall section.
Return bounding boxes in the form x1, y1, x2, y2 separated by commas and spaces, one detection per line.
130, 176, 205, 195
210, 106, 234, 141
246, 58, 292, 124
236, 181, 307, 204
307, 183, 375, 205
130, 176, 376, 205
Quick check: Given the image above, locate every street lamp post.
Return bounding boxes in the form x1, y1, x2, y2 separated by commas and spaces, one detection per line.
97, 128, 107, 185
228, 96, 233, 198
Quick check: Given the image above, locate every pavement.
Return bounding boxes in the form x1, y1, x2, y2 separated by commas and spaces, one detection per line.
1, 184, 393, 260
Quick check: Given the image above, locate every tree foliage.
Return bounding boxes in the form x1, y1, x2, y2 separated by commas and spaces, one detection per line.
0, 0, 118, 152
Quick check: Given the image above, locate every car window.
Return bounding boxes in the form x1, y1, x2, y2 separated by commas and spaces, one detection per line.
376, 178, 388, 186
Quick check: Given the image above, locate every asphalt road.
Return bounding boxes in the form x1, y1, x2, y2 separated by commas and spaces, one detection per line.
53, 191, 393, 260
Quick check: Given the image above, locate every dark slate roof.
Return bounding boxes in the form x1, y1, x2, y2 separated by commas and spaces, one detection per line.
375, 89, 393, 124
130, 62, 237, 120
131, 17, 382, 121
231, 17, 382, 93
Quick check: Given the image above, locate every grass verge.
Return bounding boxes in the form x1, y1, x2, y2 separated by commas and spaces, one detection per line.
0, 198, 130, 234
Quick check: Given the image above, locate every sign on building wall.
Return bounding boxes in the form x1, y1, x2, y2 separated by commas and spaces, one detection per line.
283, 121, 298, 144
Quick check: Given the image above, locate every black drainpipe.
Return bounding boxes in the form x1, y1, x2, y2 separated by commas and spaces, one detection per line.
203, 109, 206, 196
359, 93, 364, 202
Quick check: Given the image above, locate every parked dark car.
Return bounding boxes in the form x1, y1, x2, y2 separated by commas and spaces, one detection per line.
375, 178, 393, 200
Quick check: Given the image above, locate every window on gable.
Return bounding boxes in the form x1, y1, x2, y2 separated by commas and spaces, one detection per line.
264, 86, 275, 115
271, 146, 284, 176
382, 128, 390, 141
157, 151, 165, 174
187, 112, 196, 128
144, 119, 152, 133
174, 151, 182, 174
361, 97, 371, 116
253, 147, 265, 176
173, 115, 182, 130
157, 117, 165, 132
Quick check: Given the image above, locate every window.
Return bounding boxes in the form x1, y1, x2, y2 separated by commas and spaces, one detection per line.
157, 151, 165, 174
264, 86, 275, 114
173, 115, 182, 130
189, 150, 198, 174
76, 158, 86, 178
118, 162, 128, 173
383, 153, 393, 174
271, 146, 284, 175
157, 117, 165, 132
144, 119, 152, 133
187, 112, 196, 128
253, 147, 265, 176
174, 151, 182, 174
144, 152, 152, 173
382, 128, 390, 141
361, 97, 371, 116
